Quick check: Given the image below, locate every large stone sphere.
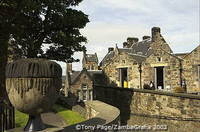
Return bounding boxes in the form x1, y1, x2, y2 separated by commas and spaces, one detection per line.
6, 58, 62, 115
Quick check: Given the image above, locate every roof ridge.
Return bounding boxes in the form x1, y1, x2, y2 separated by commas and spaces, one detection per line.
127, 53, 147, 57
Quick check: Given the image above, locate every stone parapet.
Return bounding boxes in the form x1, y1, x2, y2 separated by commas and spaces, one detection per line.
93, 85, 200, 131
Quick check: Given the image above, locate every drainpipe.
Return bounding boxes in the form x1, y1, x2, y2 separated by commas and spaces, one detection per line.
179, 60, 183, 88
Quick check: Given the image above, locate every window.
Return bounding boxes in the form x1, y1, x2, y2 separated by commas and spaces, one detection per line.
82, 84, 87, 90
77, 91, 82, 102
82, 90, 87, 101
157, 57, 162, 62
81, 84, 88, 101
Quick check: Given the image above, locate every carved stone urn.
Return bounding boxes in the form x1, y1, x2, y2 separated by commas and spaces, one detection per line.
6, 58, 62, 131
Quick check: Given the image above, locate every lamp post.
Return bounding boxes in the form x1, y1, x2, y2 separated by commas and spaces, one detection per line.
138, 64, 142, 89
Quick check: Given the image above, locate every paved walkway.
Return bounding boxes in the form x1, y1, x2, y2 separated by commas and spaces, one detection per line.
42, 112, 67, 128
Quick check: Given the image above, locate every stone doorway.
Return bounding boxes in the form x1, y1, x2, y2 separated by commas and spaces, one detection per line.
119, 68, 128, 87
155, 67, 164, 89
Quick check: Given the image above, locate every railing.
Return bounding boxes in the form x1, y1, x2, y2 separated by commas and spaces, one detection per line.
0, 99, 15, 132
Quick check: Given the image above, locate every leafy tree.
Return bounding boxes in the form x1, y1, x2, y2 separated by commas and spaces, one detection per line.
0, 0, 89, 97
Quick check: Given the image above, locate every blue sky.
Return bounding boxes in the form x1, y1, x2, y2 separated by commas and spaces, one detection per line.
59, 0, 200, 75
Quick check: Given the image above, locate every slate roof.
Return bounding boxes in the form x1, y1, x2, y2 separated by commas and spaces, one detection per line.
131, 38, 151, 55
100, 38, 152, 66
68, 69, 106, 85
70, 71, 81, 83
127, 53, 147, 63
62, 71, 80, 84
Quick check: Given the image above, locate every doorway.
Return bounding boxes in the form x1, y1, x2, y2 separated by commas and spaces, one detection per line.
119, 68, 128, 87
155, 67, 164, 89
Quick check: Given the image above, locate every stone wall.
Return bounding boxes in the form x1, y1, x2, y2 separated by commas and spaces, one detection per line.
83, 61, 98, 70
70, 72, 93, 98
103, 52, 141, 88
85, 101, 120, 125
94, 85, 200, 131
183, 46, 200, 93
144, 49, 182, 91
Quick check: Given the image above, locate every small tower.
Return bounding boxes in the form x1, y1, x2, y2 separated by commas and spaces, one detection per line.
82, 51, 98, 70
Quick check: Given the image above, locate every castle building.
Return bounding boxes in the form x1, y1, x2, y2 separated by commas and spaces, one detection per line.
82, 52, 98, 70
100, 27, 200, 94
65, 27, 200, 102
64, 52, 106, 103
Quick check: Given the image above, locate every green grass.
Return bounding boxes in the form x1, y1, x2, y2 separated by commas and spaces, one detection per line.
15, 104, 85, 127
15, 110, 28, 127
52, 104, 85, 125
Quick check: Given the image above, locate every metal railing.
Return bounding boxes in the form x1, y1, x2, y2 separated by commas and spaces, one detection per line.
0, 99, 15, 132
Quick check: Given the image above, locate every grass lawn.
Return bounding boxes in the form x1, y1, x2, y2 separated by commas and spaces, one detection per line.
52, 104, 85, 125
15, 110, 29, 127
15, 104, 85, 127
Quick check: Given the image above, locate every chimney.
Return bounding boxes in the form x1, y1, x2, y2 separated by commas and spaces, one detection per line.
66, 63, 72, 74
65, 63, 72, 97
108, 47, 114, 53
127, 37, 139, 44
152, 27, 161, 42
142, 36, 150, 40
123, 42, 128, 48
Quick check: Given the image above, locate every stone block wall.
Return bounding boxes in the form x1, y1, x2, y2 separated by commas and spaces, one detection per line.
70, 73, 93, 96
69, 72, 93, 104
143, 49, 182, 91
94, 85, 200, 131
83, 61, 98, 70
103, 52, 141, 88
183, 46, 200, 93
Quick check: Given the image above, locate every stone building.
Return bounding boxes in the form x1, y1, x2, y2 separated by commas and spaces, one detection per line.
64, 52, 106, 103
82, 52, 98, 70
100, 27, 200, 94
183, 46, 200, 93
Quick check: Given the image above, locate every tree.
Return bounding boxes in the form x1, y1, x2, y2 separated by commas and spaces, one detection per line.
0, 0, 89, 97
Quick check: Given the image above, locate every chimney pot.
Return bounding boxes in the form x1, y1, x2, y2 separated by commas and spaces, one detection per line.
123, 42, 128, 48
127, 37, 139, 43
143, 36, 151, 40
152, 27, 161, 33
108, 47, 114, 52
